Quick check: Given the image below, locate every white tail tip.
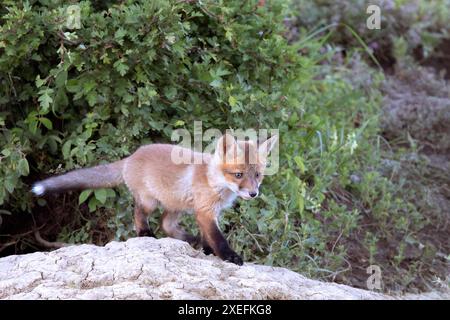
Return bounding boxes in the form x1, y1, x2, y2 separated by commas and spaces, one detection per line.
32, 184, 45, 196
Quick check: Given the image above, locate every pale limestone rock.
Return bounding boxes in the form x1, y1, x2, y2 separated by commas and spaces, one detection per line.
0, 237, 447, 300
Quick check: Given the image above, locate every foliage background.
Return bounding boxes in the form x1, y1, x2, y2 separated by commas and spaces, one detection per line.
0, 0, 448, 293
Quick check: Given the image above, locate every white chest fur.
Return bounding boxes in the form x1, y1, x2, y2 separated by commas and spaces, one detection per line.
215, 191, 237, 217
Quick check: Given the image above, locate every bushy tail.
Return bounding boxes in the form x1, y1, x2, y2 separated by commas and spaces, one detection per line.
32, 160, 126, 196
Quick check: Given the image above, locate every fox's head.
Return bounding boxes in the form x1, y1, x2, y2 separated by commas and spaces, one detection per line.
210, 134, 278, 200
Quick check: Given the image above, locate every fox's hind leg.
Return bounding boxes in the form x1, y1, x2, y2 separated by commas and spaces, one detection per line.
134, 194, 158, 237
161, 210, 200, 247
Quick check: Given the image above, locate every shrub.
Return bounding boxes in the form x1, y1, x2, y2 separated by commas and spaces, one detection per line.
0, 0, 298, 208
0, 0, 447, 293
1, 0, 305, 246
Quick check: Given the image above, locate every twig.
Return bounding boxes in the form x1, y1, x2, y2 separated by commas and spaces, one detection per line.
0, 240, 18, 254
57, 30, 82, 45
34, 230, 69, 249
331, 229, 344, 254
243, 227, 264, 253
8, 73, 17, 97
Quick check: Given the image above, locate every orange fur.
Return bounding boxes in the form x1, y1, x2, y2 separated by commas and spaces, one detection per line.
32, 134, 278, 265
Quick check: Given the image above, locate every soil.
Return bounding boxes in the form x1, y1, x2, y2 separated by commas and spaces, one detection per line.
0, 192, 113, 257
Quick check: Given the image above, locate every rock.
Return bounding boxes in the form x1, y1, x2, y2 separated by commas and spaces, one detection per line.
0, 237, 447, 300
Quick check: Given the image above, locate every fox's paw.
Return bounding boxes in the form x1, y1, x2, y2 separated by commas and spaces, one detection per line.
137, 229, 155, 238
184, 234, 202, 249
222, 250, 243, 266
203, 244, 214, 256
200, 239, 214, 255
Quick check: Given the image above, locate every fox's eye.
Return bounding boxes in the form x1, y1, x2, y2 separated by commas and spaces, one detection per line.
235, 172, 243, 179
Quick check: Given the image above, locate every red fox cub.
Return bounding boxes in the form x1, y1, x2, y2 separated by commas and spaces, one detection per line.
32, 134, 278, 265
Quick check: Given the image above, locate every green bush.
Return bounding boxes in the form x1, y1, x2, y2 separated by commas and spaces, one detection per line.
1, 0, 305, 244
0, 0, 297, 206
0, 0, 446, 293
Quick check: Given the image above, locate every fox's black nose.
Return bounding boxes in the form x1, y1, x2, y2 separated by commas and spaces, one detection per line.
249, 192, 257, 198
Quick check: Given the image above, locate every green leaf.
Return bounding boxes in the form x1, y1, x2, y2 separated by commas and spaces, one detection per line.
214, 66, 232, 77
298, 196, 304, 216
82, 79, 96, 93
54, 87, 69, 108
5, 178, 15, 194
225, 28, 233, 42
294, 156, 306, 174
88, 197, 98, 212
39, 117, 53, 130
209, 79, 222, 88
113, 58, 129, 76
30, 120, 38, 134
164, 87, 177, 100
62, 141, 72, 159
86, 91, 97, 106
18, 158, 30, 176
228, 95, 237, 107
174, 120, 185, 127
288, 112, 299, 126
55, 70, 68, 88
35, 75, 45, 88
1, 149, 11, 157
38, 88, 54, 113
106, 189, 116, 197
114, 28, 126, 43
79, 189, 92, 204
165, 34, 176, 44
94, 189, 107, 204
66, 79, 79, 92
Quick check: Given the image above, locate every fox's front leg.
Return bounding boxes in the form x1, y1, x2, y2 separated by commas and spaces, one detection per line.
195, 209, 243, 265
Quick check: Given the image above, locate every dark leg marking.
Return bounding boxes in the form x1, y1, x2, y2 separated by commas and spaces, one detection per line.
196, 211, 243, 265
134, 201, 155, 238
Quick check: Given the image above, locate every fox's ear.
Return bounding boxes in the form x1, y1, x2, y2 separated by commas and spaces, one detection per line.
215, 133, 240, 159
258, 135, 278, 157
